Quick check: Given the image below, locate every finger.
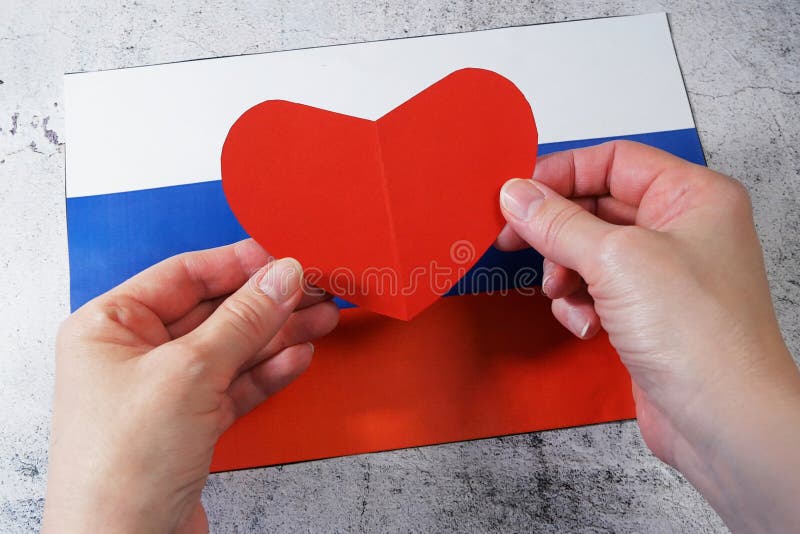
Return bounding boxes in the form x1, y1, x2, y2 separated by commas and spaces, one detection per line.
541, 258, 582, 299
495, 223, 528, 251
179, 257, 304, 376
243, 300, 339, 372
165, 290, 334, 340
259, 300, 339, 362
228, 343, 314, 418
551, 289, 602, 340
500, 179, 614, 274
495, 197, 598, 252
532, 140, 698, 206
109, 239, 271, 324
166, 295, 227, 339
596, 195, 637, 225
570, 196, 638, 225
298, 289, 335, 309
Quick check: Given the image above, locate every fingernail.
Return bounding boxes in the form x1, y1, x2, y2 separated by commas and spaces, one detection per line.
567, 307, 591, 339
541, 275, 552, 298
500, 179, 544, 221
307, 341, 315, 354
579, 321, 591, 339
257, 258, 302, 304
541, 262, 553, 297
532, 163, 544, 181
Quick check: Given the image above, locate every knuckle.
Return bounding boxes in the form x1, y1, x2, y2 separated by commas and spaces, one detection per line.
596, 226, 651, 267
63, 297, 122, 338
687, 169, 754, 222
55, 297, 130, 357
720, 177, 753, 215
166, 341, 212, 380
168, 250, 197, 269
173, 250, 205, 277
691, 169, 752, 212
539, 203, 585, 252
605, 139, 634, 152
55, 315, 76, 348
221, 296, 268, 339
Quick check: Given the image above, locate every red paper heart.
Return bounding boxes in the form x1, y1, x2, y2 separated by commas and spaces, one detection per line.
222, 68, 537, 320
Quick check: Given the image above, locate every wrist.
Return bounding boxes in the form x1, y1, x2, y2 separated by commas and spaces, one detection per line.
672, 344, 800, 532
43, 453, 185, 533
44, 482, 173, 534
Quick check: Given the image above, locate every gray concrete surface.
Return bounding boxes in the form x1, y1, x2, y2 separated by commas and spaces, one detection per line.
1, 0, 797, 532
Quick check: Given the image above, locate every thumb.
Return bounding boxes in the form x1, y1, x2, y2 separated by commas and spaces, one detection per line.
181, 257, 304, 376
499, 179, 613, 274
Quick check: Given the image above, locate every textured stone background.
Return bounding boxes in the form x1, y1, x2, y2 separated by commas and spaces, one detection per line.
1, 1, 797, 532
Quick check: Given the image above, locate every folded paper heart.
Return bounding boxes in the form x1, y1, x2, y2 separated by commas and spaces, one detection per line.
221, 68, 537, 320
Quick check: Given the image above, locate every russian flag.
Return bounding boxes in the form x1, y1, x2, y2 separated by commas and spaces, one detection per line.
65, 13, 704, 471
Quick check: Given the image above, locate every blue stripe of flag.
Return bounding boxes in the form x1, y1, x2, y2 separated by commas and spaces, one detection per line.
66, 127, 705, 311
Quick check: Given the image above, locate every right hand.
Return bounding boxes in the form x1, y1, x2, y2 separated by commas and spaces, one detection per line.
497, 141, 800, 533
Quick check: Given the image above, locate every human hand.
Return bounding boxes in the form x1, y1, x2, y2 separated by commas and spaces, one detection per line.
497, 141, 800, 532
43, 239, 339, 533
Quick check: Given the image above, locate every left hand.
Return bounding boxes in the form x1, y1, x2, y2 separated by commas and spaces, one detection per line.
43, 239, 339, 533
